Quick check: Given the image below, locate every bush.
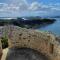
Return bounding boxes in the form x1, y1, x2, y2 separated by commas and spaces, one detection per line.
1, 37, 8, 49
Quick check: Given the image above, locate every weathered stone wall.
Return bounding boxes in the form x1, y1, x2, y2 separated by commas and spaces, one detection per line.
0, 25, 60, 60
5, 25, 60, 60
8, 26, 53, 55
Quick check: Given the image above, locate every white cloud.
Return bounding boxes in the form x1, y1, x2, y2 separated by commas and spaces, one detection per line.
28, 2, 40, 11
52, 8, 60, 11
29, 2, 50, 11
8, 0, 28, 11
0, 0, 29, 12
29, 2, 60, 12
0, 0, 60, 17
0, 1, 60, 12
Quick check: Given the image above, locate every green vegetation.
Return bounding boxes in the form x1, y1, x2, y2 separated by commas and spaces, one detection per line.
12, 18, 56, 29
0, 17, 56, 29
1, 37, 8, 49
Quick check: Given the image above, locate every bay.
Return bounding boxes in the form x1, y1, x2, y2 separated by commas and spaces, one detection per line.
37, 18, 60, 36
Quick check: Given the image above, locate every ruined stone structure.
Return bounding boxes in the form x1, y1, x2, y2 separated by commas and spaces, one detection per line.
0, 25, 60, 60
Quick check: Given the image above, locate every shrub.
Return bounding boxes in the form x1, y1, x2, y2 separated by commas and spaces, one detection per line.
1, 37, 8, 49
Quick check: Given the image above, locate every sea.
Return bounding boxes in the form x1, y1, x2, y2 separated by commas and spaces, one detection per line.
37, 18, 60, 36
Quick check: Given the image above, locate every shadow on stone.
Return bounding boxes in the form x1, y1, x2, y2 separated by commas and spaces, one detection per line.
6, 48, 49, 60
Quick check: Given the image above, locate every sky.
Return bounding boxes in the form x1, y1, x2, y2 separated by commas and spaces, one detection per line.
0, 0, 60, 17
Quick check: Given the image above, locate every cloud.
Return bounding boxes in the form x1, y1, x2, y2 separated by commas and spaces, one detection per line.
29, 2, 60, 11
0, 1, 60, 12
28, 2, 52, 12
28, 2, 40, 11
0, 0, 60, 17
0, 0, 29, 12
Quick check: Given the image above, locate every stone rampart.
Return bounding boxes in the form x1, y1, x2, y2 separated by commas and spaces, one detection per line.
0, 25, 60, 60
6, 25, 60, 60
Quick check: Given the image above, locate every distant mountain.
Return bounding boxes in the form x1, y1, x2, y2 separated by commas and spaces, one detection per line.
50, 16, 60, 18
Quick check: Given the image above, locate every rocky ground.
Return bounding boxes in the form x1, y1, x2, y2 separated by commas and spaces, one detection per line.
5, 48, 49, 60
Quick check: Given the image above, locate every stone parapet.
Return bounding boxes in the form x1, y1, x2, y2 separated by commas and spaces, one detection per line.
6, 25, 60, 60
0, 25, 60, 60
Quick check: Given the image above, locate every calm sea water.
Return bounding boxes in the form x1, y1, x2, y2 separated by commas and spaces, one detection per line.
37, 18, 60, 36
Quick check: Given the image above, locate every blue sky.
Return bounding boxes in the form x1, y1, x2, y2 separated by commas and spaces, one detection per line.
0, 0, 60, 17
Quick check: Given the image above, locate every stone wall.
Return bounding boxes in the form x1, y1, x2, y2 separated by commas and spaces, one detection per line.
0, 25, 60, 60
8, 27, 52, 55
5, 25, 60, 60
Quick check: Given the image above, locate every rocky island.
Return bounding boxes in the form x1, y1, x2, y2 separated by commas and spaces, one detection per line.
0, 17, 56, 29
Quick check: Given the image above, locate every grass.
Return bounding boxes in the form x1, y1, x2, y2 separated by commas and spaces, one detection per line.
1, 37, 8, 49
